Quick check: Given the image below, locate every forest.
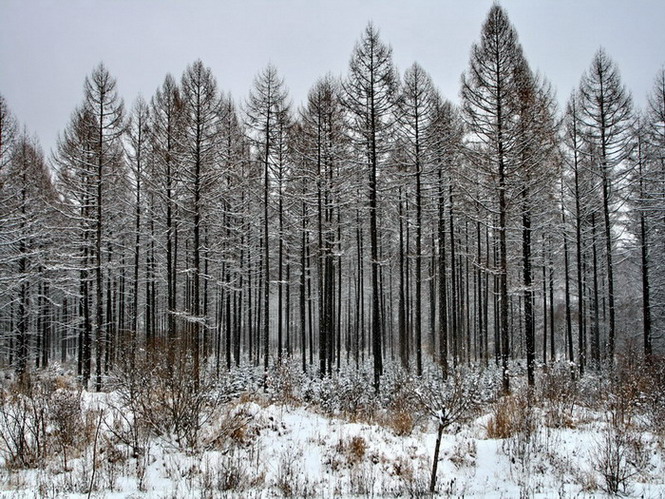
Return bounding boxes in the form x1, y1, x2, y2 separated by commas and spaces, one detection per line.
0, 5, 664, 497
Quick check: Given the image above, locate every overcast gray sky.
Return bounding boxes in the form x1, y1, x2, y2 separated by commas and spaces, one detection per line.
1, 0, 664, 155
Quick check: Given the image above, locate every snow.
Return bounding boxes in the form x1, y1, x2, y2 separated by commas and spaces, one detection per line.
1, 395, 663, 497
1, 362, 664, 497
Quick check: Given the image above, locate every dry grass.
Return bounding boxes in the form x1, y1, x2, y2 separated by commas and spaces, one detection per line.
383, 409, 415, 436
486, 394, 532, 439
348, 435, 367, 463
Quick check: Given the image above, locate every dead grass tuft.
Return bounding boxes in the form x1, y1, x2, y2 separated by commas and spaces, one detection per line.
486, 394, 531, 439
385, 409, 415, 436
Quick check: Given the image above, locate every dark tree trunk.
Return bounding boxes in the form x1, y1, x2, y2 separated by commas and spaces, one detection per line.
429, 423, 445, 493
449, 185, 458, 367
415, 133, 423, 376
398, 188, 408, 370
522, 194, 535, 387
591, 213, 600, 367
637, 140, 652, 359
300, 198, 307, 373
437, 166, 448, 377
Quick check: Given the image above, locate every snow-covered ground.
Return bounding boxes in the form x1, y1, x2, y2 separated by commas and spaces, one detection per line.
0, 363, 664, 497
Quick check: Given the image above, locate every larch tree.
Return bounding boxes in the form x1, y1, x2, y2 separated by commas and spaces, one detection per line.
271, 99, 292, 363
563, 91, 588, 373
630, 117, 652, 359
288, 121, 312, 372
245, 63, 290, 373
53, 64, 126, 388
148, 73, 184, 345
0, 95, 17, 185
461, 4, 527, 393
512, 61, 559, 386
180, 60, 222, 379
398, 62, 437, 375
54, 106, 97, 384
640, 68, 665, 357
298, 75, 348, 376
577, 48, 633, 362
428, 96, 464, 376
82, 63, 126, 390
0, 133, 55, 377
0, 95, 17, 363
126, 97, 151, 347
343, 23, 399, 391
215, 94, 249, 370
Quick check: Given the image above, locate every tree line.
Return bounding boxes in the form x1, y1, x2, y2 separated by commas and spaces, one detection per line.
1, 6, 663, 392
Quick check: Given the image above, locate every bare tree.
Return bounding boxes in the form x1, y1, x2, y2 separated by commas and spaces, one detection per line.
577, 49, 634, 362
54, 106, 97, 383
416, 367, 483, 493
642, 69, 665, 357
0, 95, 17, 183
83, 63, 126, 390
148, 73, 184, 345
461, 5, 527, 393
398, 62, 437, 375
0, 133, 55, 377
343, 23, 399, 391
246, 64, 290, 374
428, 96, 463, 376
180, 60, 221, 381
512, 61, 559, 386
125, 97, 150, 348
298, 76, 348, 376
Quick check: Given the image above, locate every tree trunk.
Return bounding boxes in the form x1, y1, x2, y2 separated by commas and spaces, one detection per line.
429, 423, 445, 493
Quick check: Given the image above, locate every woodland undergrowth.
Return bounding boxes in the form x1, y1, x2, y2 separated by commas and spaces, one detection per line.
0, 352, 663, 497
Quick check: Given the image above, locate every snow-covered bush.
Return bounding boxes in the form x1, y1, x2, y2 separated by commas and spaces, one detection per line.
0, 374, 90, 471
109, 338, 231, 451
0, 381, 50, 469
264, 358, 310, 405
50, 387, 87, 470
593, 413, 651, 495
316, 365, 380, 419
537, 361, 578, 428
379, 365, 421, 435
487, 392, 534, 439
414, 365, 490, 492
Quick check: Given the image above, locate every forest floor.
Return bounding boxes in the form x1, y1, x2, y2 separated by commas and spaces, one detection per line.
0, 358, 664, 497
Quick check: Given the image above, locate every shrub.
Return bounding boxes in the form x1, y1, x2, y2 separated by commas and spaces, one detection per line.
316, 367, 380, 421
199, 450, 255, 495
50, 387, 86, 470
486, 393, 533, 439
0, 374, 90, 471
593, 423, 648, 495
110, 336, 230, 451
538, 362, 577, 428
0, 384, 49, 469
348, 435, 367, 464
385, 409, 415, 436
